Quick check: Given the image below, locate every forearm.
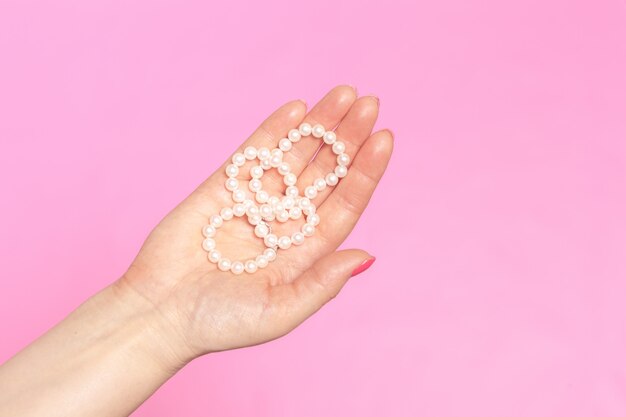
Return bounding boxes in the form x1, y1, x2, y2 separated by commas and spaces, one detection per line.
0, 279, 191, 417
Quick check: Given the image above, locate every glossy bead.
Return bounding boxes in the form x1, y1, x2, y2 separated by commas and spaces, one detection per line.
232, 189, 246, 203
248, 214, 262, 225
246, 205, 259, 217
289, 206, 302, 219
285, 186, 299, 197
233, 203, 246, 217
260, 158, 272, 170
288, 128, 301, 142
278, 162, 290, 176
332, 141, 346, 155
323, 131, 336, 145
264, 234, 278, 248
244, 260, 258, 273
298, 197, 311, 209
314, 178, 327, 191
232, 153, 246, 166
325, 172, 339, 186
282, 196, 295, 209
202, 224, 216, 238
335, 165, 348, 178
255, 223, 270, 238
291, 232, 305, 245
256, 255, 269, 268
244, 146, 257, 160
279, 138, 292, 152
276, 210, 290, 222
302, 223, 315, 237
284, 173, 297, 186
225, 164, 239, 178
278, 236, 292, 250
257, 147, 271, 160
210, 215, 224, 228
259, 204, 273, 218
218, 258, 232, 271
220, 207, 234, 221
231, 261, 244, 275
208, 249, 221, 263
304, 185, 318, 199
225, 178, 239, 191
269, 154, 282, 168
255, 190, 269, 204
250, 165, 264, 179
248, 178, 262, 192
337, 153, 350, 166
299, 122, 312, 136
202, 238, 216, 251
312, 123, 325, 138
264, 248, 277, 261
307, 213, 320, 226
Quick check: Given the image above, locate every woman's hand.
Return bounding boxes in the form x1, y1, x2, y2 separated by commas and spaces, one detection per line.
117, 84, 394, 365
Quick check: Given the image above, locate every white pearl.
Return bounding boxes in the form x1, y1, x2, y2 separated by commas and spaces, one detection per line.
299, 122, 312, 136
307, 213, 320, 226
302, 223, 315, 237
255, 255, 269, 268
276, 210, 290, 222
332, 141, 346, 155
244, 260, 258, 273
259, 204, 273, 218
323, 131, 337, 145
233, 203, 246, 217
225, 178, 239, 191
325, 172, 339, 186
244, 146, 257, 160
248, 214, 262, 225
202, 224, 216, 238
278, 236, 292, 250
264, 234, 278, 248
304, 185, 318, 199
260, 158, 272, 170
289, 206, 302, 219
291, 232, 305, 245
335, 165, 348, 178
271, 148, 283, 158
255, 223, 270, 238
246, 205, 259, 217
314, 177, 327, 191
282, 196, 295, 209
220, 207, 234, 220
257, 147, 271, 160
248, 178, 262, 192
232, 153, 246, 166
202, 237, 216, 251
312, 123, 325, 138
243, 199, 255, 208
210, 215, 223, 228
208, 249, 221, 263
283, 173, 297, 186
268, 196, 280, 206
272, 202, 284, 213
218, 258, 232, 271
279, 138, 292, 152
288, 128, 302, 142
255, 190, 269, 204
250, 165, 264, 179
303, 205, 316, 215
285, 186, 299, 197
278, 162, 290, 176
270, 154, 282, 168
225, 164, 239, 178
337, 153, 350, 166
264, 248, 277, 261
232, 189, 246, 202
231, 261, 244, 275
298, 197, 311, 209
276, 210, 289, 223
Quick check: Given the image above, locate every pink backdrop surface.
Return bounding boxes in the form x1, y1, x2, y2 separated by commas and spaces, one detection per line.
1, 0, 626, 416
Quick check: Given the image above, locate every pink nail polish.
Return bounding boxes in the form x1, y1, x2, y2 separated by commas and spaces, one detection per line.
351, 257, 376, 277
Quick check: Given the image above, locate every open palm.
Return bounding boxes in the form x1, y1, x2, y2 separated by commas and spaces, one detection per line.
118, 85, 393, 361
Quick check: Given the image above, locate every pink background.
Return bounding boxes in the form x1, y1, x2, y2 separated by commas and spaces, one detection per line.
1, 0, 626, 416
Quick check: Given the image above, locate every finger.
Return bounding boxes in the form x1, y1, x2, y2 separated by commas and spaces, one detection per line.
283, 84, 357, 178
315, 129, 394, 247
297, 95, 379, 205
269, 249, 375, 335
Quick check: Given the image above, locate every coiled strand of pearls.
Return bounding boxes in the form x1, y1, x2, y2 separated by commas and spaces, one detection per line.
200, 122, 350, 274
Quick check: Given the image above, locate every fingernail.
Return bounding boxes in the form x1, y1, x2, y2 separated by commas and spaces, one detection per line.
298, 98, 307, 106
386, 128, 394, 139
345, 84, 358, 95
365, 95, 380, 106
351, 257, 376, 277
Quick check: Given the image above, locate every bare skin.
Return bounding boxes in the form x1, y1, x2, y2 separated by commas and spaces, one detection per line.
0, 84, 394, 417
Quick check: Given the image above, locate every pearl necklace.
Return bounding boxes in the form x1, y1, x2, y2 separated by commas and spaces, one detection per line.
201, 122, 350, 275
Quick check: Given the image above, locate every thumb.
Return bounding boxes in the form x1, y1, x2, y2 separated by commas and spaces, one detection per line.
283, 249, 376, 326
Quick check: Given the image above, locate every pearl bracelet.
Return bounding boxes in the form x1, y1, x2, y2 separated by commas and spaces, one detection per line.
201, 122, 350, 275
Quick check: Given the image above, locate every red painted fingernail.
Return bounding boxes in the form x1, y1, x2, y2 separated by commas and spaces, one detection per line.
351, 257, 376, 277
